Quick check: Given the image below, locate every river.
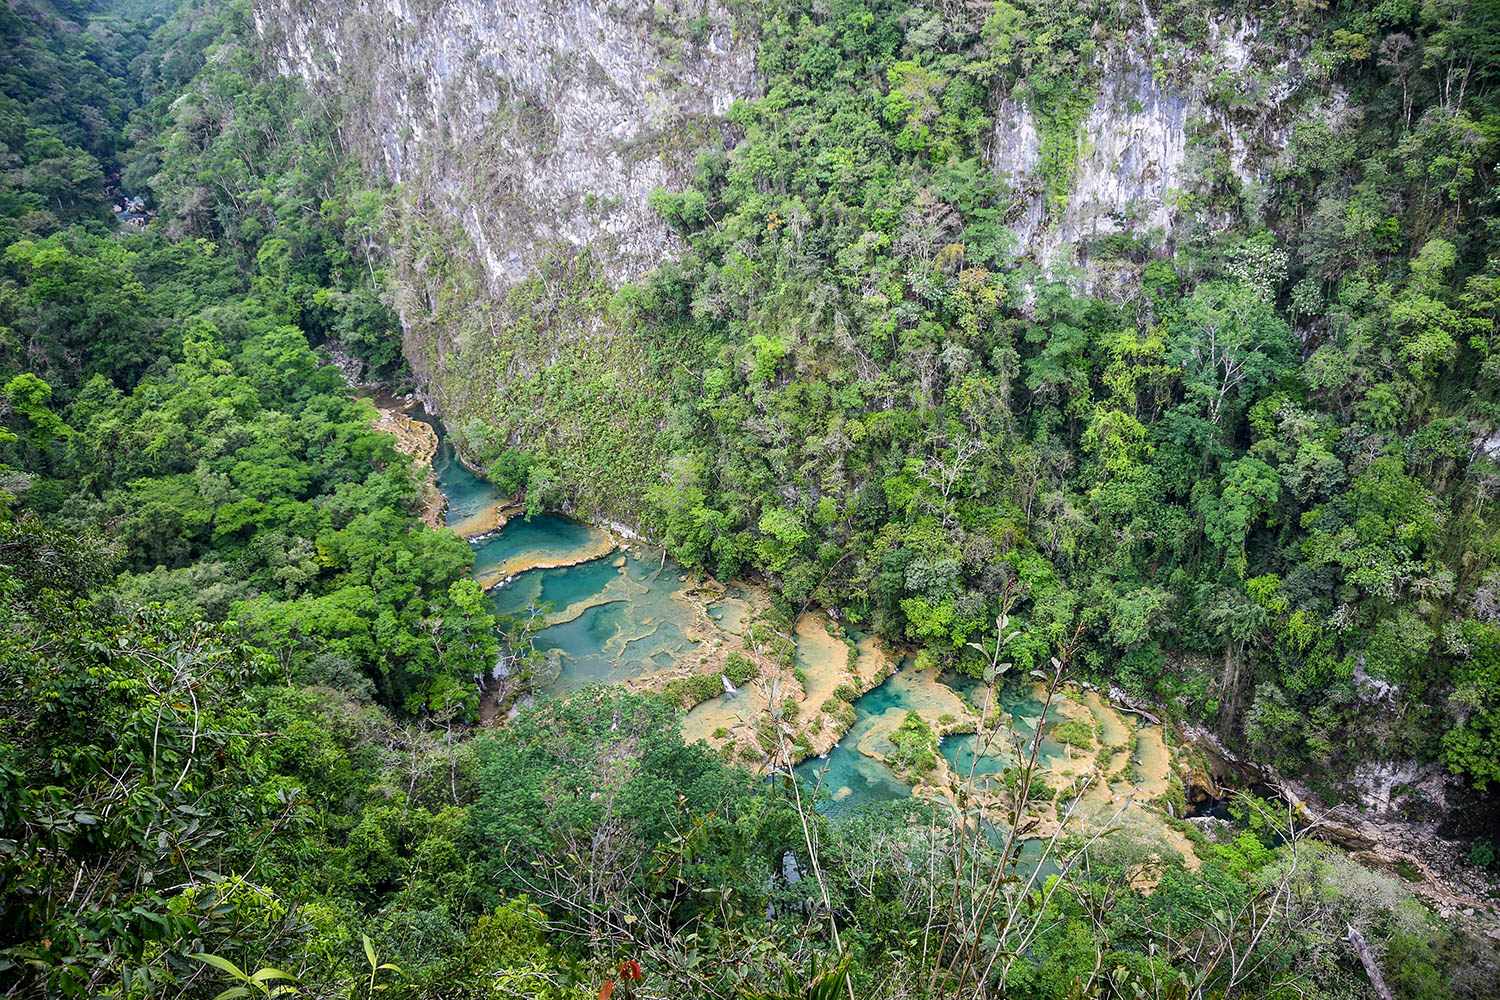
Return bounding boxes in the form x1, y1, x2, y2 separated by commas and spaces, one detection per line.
429, 424, 1198, 864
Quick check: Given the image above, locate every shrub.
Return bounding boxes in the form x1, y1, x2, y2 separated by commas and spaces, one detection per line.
661, 673, 722, 708
724, 652, 757, 684
888, 711, 939, 778
1053, 719, 1096, 751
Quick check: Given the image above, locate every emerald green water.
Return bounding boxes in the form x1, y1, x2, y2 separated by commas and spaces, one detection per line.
529, 556, 700, 694
798, 673, 1065, 817
940, 728, 1064, 785
471, 515, 609, 581
433, 436, 501, 532
435, 435, 1064, 821
487, 557, 621, 622
428, 426, 703, 696
939, 683, 1066, 782
941, 734, 1009, 783
795, 675, 914, 818
477, 512, 701, 693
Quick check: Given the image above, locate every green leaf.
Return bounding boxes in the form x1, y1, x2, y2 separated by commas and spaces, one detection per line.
362, 934, 377, 970
194, 954, 249, 982
210, 988, 251, 1000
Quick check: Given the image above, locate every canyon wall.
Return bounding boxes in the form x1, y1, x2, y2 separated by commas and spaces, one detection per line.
252, 1, 1318, 500
991, 15, 1319, 294
254, 0, 757, 289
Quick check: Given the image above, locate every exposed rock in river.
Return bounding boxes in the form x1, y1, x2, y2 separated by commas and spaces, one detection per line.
371, 400, 444, 528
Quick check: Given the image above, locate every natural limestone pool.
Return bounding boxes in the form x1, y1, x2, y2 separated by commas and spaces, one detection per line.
795, 669, 936, 817
434, 435, 512, 538
471, 514, 616, 589
491, 549, 709, 693
433, 432, 1197, 864
798, 669, 1062, 815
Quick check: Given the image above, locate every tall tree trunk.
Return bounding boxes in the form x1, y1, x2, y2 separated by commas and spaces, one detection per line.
1347, 924, 1395, 1000
1218, 643, 1239, 737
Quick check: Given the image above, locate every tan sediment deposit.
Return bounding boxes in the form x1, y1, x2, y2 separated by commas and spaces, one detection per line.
680, 613, 901, 767
372, 401, 443, 528
636, 579, 773, 738
1131, 725, 1173, 801
786, 617, 908, 759
793, 615, 850, 711
853, 634, 900, 687
669, 610, 1201, 870
711, 594, 755, 636
1085, 689, 1132, 748
882, 667, 976, 738
473, 527, 618, 590
854, 669, 975, 797
1085, 688, 1138, 790
449, 498, 524, 540
1058, 697, 1198, 870
679, 676, 770, 749
932, 682, 1199, 871
679, 612, 853, 759
1041, 687, 1105, 784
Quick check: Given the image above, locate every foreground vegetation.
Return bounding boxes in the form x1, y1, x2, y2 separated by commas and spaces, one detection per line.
1, 0, 1497, 997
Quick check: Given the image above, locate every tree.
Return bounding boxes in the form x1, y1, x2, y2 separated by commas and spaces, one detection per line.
1168, 281, 1294, 433
1200, 457, 1281, 577
1203, 585, 1270, 734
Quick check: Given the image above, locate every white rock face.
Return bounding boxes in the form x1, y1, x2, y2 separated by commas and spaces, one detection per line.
991, 17, 1310, 289
253, 0, 758, 289
1351, 759, 1451, 817
254, 2, 1316, 311
996, 48, 1196, 268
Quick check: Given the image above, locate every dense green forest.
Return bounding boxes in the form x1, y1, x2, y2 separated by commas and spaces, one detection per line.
429, 0, 1500, 817
2, 0, 1499, 997
628, 0, 1500, 804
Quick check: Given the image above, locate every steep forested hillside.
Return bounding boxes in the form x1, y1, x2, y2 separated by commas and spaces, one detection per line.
273, 0, 1500, 820
622, 0, 1500, 820
2, 0, 1499, 997
0, 1, 506, 993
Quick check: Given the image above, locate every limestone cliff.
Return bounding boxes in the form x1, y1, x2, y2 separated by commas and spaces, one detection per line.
991, 13, 1320, 294
254, 0, 756, 288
